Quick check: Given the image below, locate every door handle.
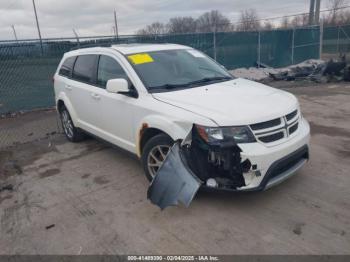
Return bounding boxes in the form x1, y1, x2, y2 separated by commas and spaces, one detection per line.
91, 93, 101, 100
65, 85, 72, 91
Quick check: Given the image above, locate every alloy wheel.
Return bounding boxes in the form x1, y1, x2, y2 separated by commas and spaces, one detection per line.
147, 145, 171, 178
61, 110, 74, 139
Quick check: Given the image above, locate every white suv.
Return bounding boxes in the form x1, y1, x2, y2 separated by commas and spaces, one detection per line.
54, 44, 310, 209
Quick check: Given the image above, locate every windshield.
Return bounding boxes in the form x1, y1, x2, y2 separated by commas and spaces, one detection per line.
126, 49, 233, 92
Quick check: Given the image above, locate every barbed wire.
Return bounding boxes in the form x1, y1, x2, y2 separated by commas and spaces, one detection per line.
200, 5, 350, 29
1, 4, 350, 42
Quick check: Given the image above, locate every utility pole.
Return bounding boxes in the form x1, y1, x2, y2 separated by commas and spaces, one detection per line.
315, 0, 321, 25
72, 29, 80, 48
11, 25, 18, 41
114, 10, 119, 41
309, 0, 316, 25
32, 0, 43, 54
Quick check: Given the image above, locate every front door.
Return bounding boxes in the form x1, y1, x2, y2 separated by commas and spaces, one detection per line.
88, 54, 136, 152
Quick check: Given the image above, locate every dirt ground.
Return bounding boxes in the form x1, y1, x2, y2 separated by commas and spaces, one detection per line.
0, 81, 349, 255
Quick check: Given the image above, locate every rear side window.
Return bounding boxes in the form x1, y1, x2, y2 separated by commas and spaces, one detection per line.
97, 55, 129, 88
72, 55, 98, 84
59, 56, 76, 77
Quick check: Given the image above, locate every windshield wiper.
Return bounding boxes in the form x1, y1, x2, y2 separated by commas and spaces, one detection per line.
149, 76, 232, 91
187, 76, 232, 86
149, 83, 191, 90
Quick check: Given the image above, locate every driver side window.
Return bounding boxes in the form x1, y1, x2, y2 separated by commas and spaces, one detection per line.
97, 55, 129, 88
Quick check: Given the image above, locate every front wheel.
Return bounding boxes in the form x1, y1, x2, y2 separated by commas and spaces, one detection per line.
141, 134, 173, 181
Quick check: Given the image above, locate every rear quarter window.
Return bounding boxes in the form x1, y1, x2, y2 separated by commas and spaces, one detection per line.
58, 56, 76, 77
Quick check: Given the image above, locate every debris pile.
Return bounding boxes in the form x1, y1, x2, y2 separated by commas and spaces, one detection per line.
230, 56, 349, 83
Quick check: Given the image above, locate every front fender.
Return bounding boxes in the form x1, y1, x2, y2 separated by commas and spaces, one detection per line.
136, 114, 193, 157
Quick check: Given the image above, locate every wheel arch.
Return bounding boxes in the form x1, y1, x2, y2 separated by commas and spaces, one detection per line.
139, 128, 171, 156
136, 115, 192, 157
56, 94, 79, 126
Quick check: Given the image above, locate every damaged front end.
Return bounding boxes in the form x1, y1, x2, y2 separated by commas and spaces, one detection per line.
148, 125, 259, 209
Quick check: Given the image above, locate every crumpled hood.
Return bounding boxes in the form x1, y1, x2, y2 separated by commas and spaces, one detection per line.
152, 78, 298, 126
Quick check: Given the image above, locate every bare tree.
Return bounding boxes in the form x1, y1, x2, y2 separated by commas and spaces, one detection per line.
196, 10, 232, 33
338, 9, 350, 24
326, 0, 345, 25
263, 21, 274, 30
290, 14, 309, 27
280, 17, 291, 29
167, 17, 197, 34
136, 22, 167, 36
237, 9, 261, 31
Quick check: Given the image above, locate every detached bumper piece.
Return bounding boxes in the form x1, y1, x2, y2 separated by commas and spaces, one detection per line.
147, 143, 202, 210
147, 125, 309, 210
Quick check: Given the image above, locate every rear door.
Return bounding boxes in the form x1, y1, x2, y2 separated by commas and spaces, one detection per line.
69, 54, 99, 131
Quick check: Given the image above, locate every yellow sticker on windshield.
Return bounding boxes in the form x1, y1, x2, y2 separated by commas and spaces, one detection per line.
128, 53, 154, 65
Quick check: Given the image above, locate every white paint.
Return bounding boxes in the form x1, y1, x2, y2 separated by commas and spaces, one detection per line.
187, 49, 206, 58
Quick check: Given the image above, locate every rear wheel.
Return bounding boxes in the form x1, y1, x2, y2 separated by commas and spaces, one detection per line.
59, 105, 86, 142
141, 134, 173, 181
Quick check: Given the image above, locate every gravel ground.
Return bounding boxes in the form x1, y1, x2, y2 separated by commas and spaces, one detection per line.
0, 81, 349, 255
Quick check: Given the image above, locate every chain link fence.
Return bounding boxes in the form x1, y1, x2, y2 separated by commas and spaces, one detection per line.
322, 24, 350, 61
0, 24, 348, 148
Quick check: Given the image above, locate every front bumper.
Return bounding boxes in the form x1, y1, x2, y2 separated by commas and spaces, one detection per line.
237, 117, 310, 191
264, 147, 308, 190
201, 144, 309, 192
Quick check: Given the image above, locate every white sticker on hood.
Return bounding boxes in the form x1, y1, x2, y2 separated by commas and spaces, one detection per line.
187, 50, 206, 58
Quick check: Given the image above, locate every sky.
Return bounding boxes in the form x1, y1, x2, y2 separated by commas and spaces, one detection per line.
0, 0, 334, 40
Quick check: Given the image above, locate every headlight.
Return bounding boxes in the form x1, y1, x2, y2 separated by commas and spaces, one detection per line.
195, 125, 256, 143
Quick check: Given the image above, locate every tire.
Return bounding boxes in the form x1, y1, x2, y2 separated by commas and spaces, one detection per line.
59, 105, 86, 142
141, 133, 173, 181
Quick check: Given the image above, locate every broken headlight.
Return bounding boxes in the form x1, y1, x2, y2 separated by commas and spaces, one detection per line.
195, 125, 256, 144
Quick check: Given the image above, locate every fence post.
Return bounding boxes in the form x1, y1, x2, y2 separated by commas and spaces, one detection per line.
319, 21, 324, 59
213, 30, 217, 61
337, 26, 340, 53
257, 31, 261, 68
291, 28, 295, 65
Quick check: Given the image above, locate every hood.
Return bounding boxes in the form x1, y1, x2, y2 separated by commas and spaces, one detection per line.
152, 78, 298, 126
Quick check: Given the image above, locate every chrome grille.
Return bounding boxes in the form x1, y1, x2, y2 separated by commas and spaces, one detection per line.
250, 110, 300, 144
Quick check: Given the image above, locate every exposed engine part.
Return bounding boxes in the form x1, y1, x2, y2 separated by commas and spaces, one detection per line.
206, 178, 218, 188
183, 125, 252, 189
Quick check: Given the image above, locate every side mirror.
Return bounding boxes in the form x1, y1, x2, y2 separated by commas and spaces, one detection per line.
106, 79, 129, 94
